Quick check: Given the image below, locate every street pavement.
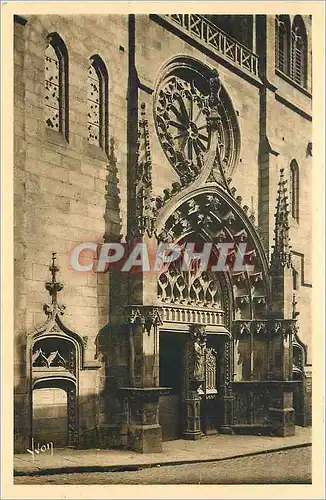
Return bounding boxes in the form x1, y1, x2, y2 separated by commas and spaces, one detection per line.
14, 446, 312, 484
14, 426, 312, 477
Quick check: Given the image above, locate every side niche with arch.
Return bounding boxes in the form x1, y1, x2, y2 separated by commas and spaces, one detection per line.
30, 330, 81, 448
26, 253, 101, 449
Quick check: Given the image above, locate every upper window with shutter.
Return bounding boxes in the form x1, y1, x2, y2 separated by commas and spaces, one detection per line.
291, 16, 308, 88
44, 33, 69, 139
275, 15, 308, 90
275, 15, 291, 75
87, 55, 109, 152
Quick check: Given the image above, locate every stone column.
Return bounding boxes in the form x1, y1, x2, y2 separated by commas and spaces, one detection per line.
121, 305, 170, 453
219, 337, 234, 434
119, 387, 170, 453
269, 383, 296, 437
268, 320, 296, 436
182, 325, 206, 440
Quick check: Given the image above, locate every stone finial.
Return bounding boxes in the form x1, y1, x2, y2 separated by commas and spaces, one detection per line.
208, 69, 222, 108
270, 168, 292, 272
44, 253, 65, 316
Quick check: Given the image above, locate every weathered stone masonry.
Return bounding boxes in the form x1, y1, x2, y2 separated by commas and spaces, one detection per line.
14, 13, 312, 453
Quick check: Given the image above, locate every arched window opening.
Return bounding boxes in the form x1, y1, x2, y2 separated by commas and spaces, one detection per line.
291, 16, 308, 88
290, 160, 299, 222
275, 15, 291, 75
44, 33, 69, 139
87, 55, 108, 151
31, 336, 79, 448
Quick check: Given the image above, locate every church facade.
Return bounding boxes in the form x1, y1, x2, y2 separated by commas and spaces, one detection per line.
14, 13, 312, 453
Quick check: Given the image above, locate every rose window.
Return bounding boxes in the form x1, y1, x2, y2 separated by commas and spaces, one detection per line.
155, 71, 239, 183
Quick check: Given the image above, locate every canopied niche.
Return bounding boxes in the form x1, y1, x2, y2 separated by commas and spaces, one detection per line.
26, 253, 100, 449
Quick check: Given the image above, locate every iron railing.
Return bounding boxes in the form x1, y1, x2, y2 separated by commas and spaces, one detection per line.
159, 14, 259, 77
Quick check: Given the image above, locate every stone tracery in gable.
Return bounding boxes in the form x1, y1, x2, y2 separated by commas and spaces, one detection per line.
158, 248, 223, 308
155, 189, 271, 323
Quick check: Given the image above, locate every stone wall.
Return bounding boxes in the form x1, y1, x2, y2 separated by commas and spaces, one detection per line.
14, 13, 313, 451
14, 14, 128, 451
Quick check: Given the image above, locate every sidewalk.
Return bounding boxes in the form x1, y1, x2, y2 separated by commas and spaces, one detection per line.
14, 426, 312, 476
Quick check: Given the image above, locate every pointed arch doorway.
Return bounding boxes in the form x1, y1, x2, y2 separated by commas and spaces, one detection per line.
157, 234, 232, 440
154, 187, 270, 440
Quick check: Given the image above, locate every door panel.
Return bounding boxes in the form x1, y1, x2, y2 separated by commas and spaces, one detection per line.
159, 332, 186, 441
159, 395, 182, 441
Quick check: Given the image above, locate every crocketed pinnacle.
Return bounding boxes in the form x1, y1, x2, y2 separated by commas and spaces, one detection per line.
270, 168, 292, 272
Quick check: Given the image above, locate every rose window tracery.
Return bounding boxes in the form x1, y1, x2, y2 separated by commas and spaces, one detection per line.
154, 67, 239, 184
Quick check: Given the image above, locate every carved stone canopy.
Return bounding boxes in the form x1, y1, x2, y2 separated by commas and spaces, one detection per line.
44, 252, 66, 318
29, 253, 101, 371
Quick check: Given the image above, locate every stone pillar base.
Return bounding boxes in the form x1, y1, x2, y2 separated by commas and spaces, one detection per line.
182, 430, 202, 440
269, 407, 295, 437
119, 387, 171, 454
183, 394, 202, 440
269, 383, 297, 437
14, 433, 30, 454
128, 424, 163, 453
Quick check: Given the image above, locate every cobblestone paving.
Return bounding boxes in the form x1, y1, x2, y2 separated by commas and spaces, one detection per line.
15, 446, 311, 485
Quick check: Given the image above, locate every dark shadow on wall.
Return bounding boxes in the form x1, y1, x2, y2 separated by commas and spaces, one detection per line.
95, 323, 130, 449
14, 390, 104, 452
205, 15, 254, 50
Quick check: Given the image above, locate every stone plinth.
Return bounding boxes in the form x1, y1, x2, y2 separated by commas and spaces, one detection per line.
119, 387, 171, 453
269, 381, 298, 437
183, 379, 203, 440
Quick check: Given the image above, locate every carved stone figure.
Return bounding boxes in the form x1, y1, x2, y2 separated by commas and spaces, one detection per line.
189, 325, 207, 381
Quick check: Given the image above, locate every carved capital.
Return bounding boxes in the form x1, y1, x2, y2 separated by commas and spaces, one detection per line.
124, 305, 163, 335
232, 321, 251, 338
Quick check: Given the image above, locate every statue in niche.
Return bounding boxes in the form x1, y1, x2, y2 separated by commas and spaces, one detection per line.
189, 325, 207, 381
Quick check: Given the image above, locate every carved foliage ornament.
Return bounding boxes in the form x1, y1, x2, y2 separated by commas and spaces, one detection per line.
124, 306, 163, 335
232, 319, 297, 340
